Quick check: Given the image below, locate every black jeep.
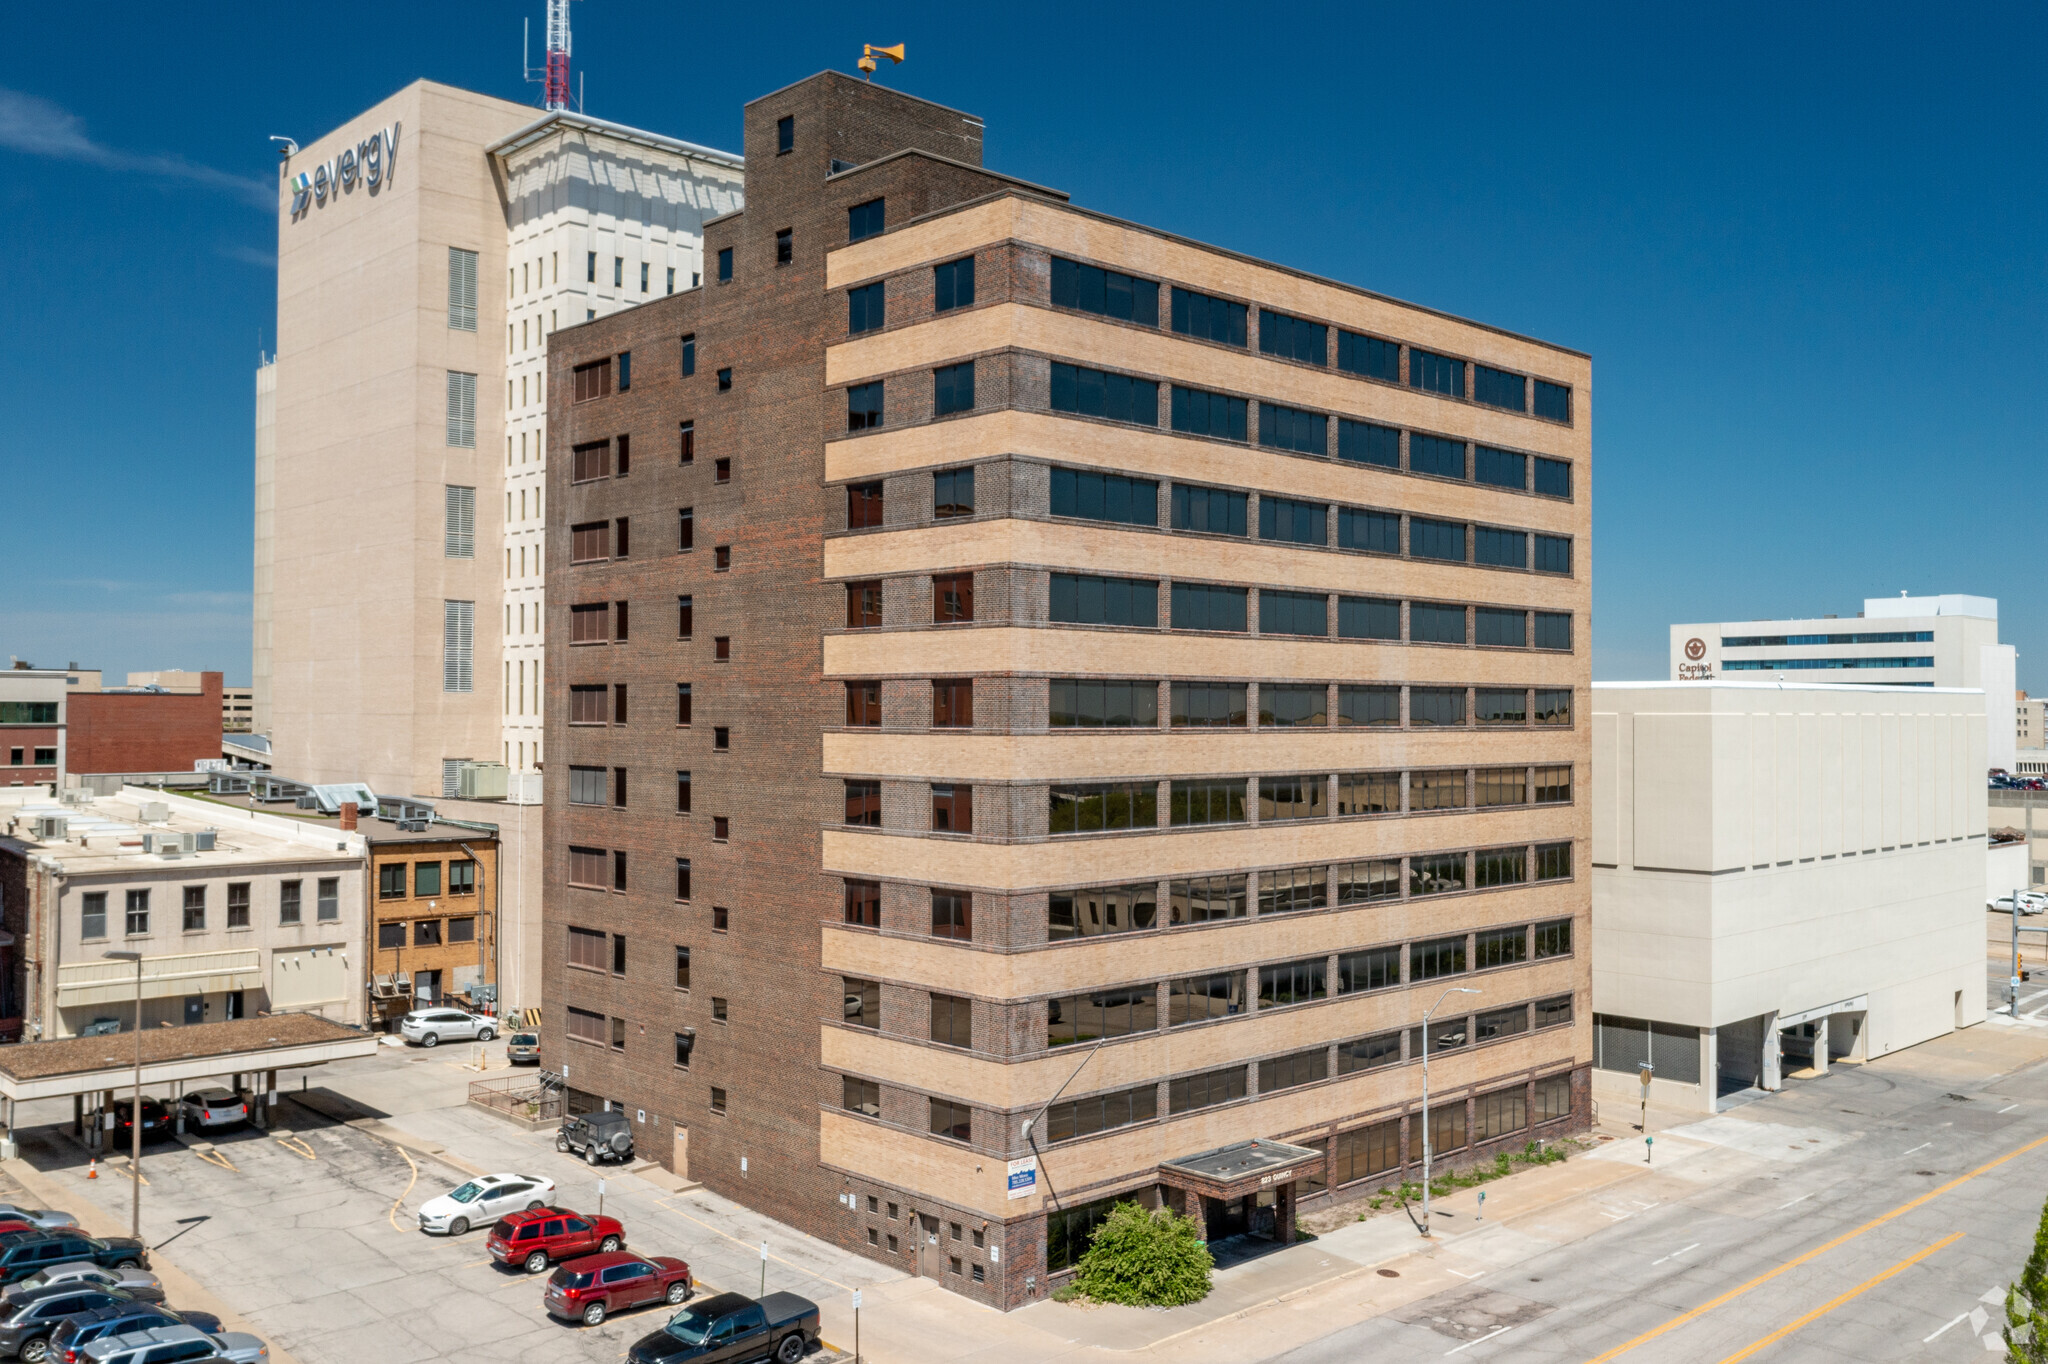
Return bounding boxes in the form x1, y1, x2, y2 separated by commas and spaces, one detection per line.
557, 1109, 635, 1166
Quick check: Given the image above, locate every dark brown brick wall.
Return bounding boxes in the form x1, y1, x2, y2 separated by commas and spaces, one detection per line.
542, 73, 1032, 1306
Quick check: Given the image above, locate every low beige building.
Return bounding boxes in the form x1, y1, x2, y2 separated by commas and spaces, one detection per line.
1593, 682, 1987, 1112
0, 788, 368, 1039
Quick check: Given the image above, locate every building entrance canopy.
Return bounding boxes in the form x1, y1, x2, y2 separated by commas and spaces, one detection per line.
1158, 1137, 1320, 1202
0, 1014, 377, 1104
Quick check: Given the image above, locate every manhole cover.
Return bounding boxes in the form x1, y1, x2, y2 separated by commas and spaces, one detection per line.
1378, 1269, 1400, 1278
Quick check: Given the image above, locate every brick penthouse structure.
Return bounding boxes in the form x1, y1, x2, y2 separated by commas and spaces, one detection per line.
544, 71, 1592, 1309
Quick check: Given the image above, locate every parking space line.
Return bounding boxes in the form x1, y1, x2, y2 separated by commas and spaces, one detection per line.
1714, 1232, 1962, 1364
383, 1138, 418, 1232
1923, 1311, 1969, 1342
274, 1135, 317, 1161
1579, 1130, 2048, 1363
192, 1148, 237, 1172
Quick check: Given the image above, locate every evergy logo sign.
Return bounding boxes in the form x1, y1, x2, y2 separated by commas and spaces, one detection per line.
289, 124, 400, 216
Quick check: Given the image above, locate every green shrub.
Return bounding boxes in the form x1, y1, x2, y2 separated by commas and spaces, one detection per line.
2006, 1190, 2048, 1360
1069, 1201, 1214, 1307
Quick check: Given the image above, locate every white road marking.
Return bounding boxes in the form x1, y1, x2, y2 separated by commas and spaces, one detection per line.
2000, 1104, 2020, 1114
1924, 1311, 1968, 1342
1982, 1287, 2007, 1304
1651, 1242, 1700, 1266
1777, 1193, 1813, 1210
1444, 1325, 1512, 1355
1446, 1267, 1484, 1280
1970, 1306, 1989, 1335
1903, 1142, 1932, 1157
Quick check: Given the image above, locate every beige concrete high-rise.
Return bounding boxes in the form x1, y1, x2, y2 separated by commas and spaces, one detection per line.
262, 80, 741, 799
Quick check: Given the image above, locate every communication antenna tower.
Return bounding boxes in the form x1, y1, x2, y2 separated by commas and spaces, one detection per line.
525, 0, 580, 111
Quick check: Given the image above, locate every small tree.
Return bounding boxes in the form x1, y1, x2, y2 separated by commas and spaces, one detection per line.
2007, 1191, 2048, 1361
1070, 1201, 1214, 1307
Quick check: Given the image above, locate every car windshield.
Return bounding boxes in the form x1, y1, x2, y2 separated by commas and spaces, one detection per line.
551, 1268, 593, 1289
448, 1182, 485, 1204
664, 1308, 716, 1346
512, 1034, 538, 1045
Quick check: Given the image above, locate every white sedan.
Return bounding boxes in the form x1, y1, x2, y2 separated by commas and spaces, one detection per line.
179, 1088, 249, 1129
1990, 893, 2048, 916
417, 1173, 556, 1236
400, 1008, 497, 1047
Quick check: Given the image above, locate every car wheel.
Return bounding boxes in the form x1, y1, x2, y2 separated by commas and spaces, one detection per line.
114, 1258, 140, 1269
19, 1336, 48, 1362
775, 1330, 804, 1363
584, 1146, 600, 1166
555, 1135, 570, 1153
477, 1026, 495, 1042
582, 1301, 606, 1327
524, 1251, 549, 1274
421, 1032, 439, 1048
599, 1234, 620, 1253
666, 1280, 690, 1305
448, 1217, 469, 1238
527, 1200, 545, 1211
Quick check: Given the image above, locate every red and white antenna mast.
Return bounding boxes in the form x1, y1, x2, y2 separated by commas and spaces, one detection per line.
525, 0, 579, 111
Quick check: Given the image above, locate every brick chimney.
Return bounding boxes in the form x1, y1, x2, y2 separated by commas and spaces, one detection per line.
340, 802, 358, 831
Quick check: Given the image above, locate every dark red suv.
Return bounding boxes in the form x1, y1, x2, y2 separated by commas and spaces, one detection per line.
486, 1207, 624, 1273
544, 1250, 693, 1326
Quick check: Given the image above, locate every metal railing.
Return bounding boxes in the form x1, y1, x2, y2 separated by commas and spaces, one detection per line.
467, 1074, 561, 1124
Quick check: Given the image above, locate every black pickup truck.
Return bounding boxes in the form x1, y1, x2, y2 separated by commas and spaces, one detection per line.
625, 1290, 819, 1364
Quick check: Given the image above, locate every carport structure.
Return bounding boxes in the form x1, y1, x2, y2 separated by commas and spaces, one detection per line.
0, 1015, 379, 1152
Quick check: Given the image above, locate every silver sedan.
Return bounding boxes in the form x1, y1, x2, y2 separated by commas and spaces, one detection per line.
0, 1205, 77, 1231
9, 1263, 164, 1303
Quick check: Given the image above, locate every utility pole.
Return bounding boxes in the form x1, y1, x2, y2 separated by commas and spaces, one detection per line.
104, 951, 144, 1241
2013, 884, 2024, 1019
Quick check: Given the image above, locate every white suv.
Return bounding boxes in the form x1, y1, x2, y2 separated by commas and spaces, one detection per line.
400, 1009, 496, 1047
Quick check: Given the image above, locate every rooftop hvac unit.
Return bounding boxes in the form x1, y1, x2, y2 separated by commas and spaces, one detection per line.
295, 794, 318, 810
208, 774, 251, 796
139, 801, 170, 824
193, 830, 218, 852
505, 771, 543, 805
58, 788, 93, 807
378, 795, 435, 824
395, 817, 431, 833
29, 816, 68, 842
144, 831, 193, 856
456, 762, 509, 800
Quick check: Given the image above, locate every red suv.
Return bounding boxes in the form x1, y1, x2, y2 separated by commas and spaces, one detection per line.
544, 1250, 693, 1326
486, 1207, 624, 1274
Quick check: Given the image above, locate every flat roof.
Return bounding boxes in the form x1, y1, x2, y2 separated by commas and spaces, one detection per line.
1595, 680, 1984, 696
0, 1015, 377, 1102
489, 110, 742, 168
0, 793, 361, 873
1160, 1137, 1321, 1182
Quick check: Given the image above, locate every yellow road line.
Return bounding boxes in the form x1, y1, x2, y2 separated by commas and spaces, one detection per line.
385, 1139, 418, 1233
1715, 1232, 1963, 1364
1583, 1131, 2048, 1363
274, 1135, 317, 1161
193, 1148, 237, 1172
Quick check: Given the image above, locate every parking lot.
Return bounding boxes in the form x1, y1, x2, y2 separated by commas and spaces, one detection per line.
2, 1045, 879, 1364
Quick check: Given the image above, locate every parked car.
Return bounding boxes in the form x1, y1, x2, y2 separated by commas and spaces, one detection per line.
486, 1208, 624, 1274
0, 1236, 146, 1287
1991, 893, 2048, 916
625, 1291, 820, 1364
399, 1009, 495, 1048
0, 1284, 127, 1362
79, 1322, 265, 1364
556, 1110, 634, 1166
104, 1102, 169, 1144
505, 1032, 541, 1065
544, 1251, 693, 1326
416, 1174, 556, 1237
174, 1091, 246, 1132
48, 1304, 222, 1364
0, 1212, 75, 1235
6, 1267, 160, 1306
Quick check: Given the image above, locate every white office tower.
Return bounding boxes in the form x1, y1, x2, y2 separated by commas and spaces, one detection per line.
1670, 595, 2015, 772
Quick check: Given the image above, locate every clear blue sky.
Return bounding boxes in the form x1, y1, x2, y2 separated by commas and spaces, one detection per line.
3, 3, 2043, 689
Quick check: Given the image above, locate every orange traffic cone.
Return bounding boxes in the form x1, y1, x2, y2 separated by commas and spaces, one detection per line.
86, 1159, 97, 1180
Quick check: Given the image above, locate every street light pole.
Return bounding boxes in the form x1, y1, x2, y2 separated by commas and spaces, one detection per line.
1419, 985, 1480, 1237
103, 951, 143, 1242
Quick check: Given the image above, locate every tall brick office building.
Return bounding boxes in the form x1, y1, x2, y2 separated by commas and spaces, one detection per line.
544, 71, 1592, 1308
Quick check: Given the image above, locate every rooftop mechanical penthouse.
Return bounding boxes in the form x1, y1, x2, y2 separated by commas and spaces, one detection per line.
542, 71, 1592, 1309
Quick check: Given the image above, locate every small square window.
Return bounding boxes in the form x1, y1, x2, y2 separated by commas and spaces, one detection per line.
888, 1202, 899, 1220
949, 1256, 961, 1276
972, 1264, 985, 1284
972, 1229, 984, 1249
776, 115, 794, 154
714, 726, 730, 751
867, 1196, 878, 1213
717, 367, 732, 392
949, 1222, 962, 1240
715, 636, 731, 661
776, 229, 793, 265
714, 546, 731, 570
710, 1086, 727, 1114
713, 816, 730, 841
887, 1235, 899, 1253
867, 1228, 878, 1246
715, 458, 731, 483
713, 906, 729, 932
717, 247, 733, 282
712, 997, 729, 1021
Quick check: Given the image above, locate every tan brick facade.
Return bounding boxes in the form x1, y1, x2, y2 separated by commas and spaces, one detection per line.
543, 72, 1591, 1310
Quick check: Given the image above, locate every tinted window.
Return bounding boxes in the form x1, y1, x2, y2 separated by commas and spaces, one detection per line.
1050, 363, 1159, 426
1336, 330, 1400, 382
1473, 364, 1526, 412
1258, 310, 1326, 364
1535, 535, 1573, 574
1535, 612, 1573, 650
1412, 518, 1466, 562
1258, 403, 1326, 454
847, 381, 883, 431
1258, 496, 1326, 545
1172, 485, 1247, 536
1534, 379, 1572, 422
1336, 419, 1399, 468
1050, 574, 1158, 627
1050, 258, 1159, 325
1338, 684, 1399, 725
1170, 287, 1247, 346
933, 362, 974, 416
1337, 507, 1399, 554
1474, 446, 1525, 490
1170, 386, 1247, 441
933, 256, 975, 312
848, 198, 885, 242
1409, 348, 1464, 397
847, 282, 883, 335
1410, 434, 1465, 479
1474, 527, 1527, 568
1338, 597, 1400, 641
1535, 457, 1572, 497
1170, 583, 1247, 632
1259, 590, 1326, 638
1051, 468, 1158, 526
